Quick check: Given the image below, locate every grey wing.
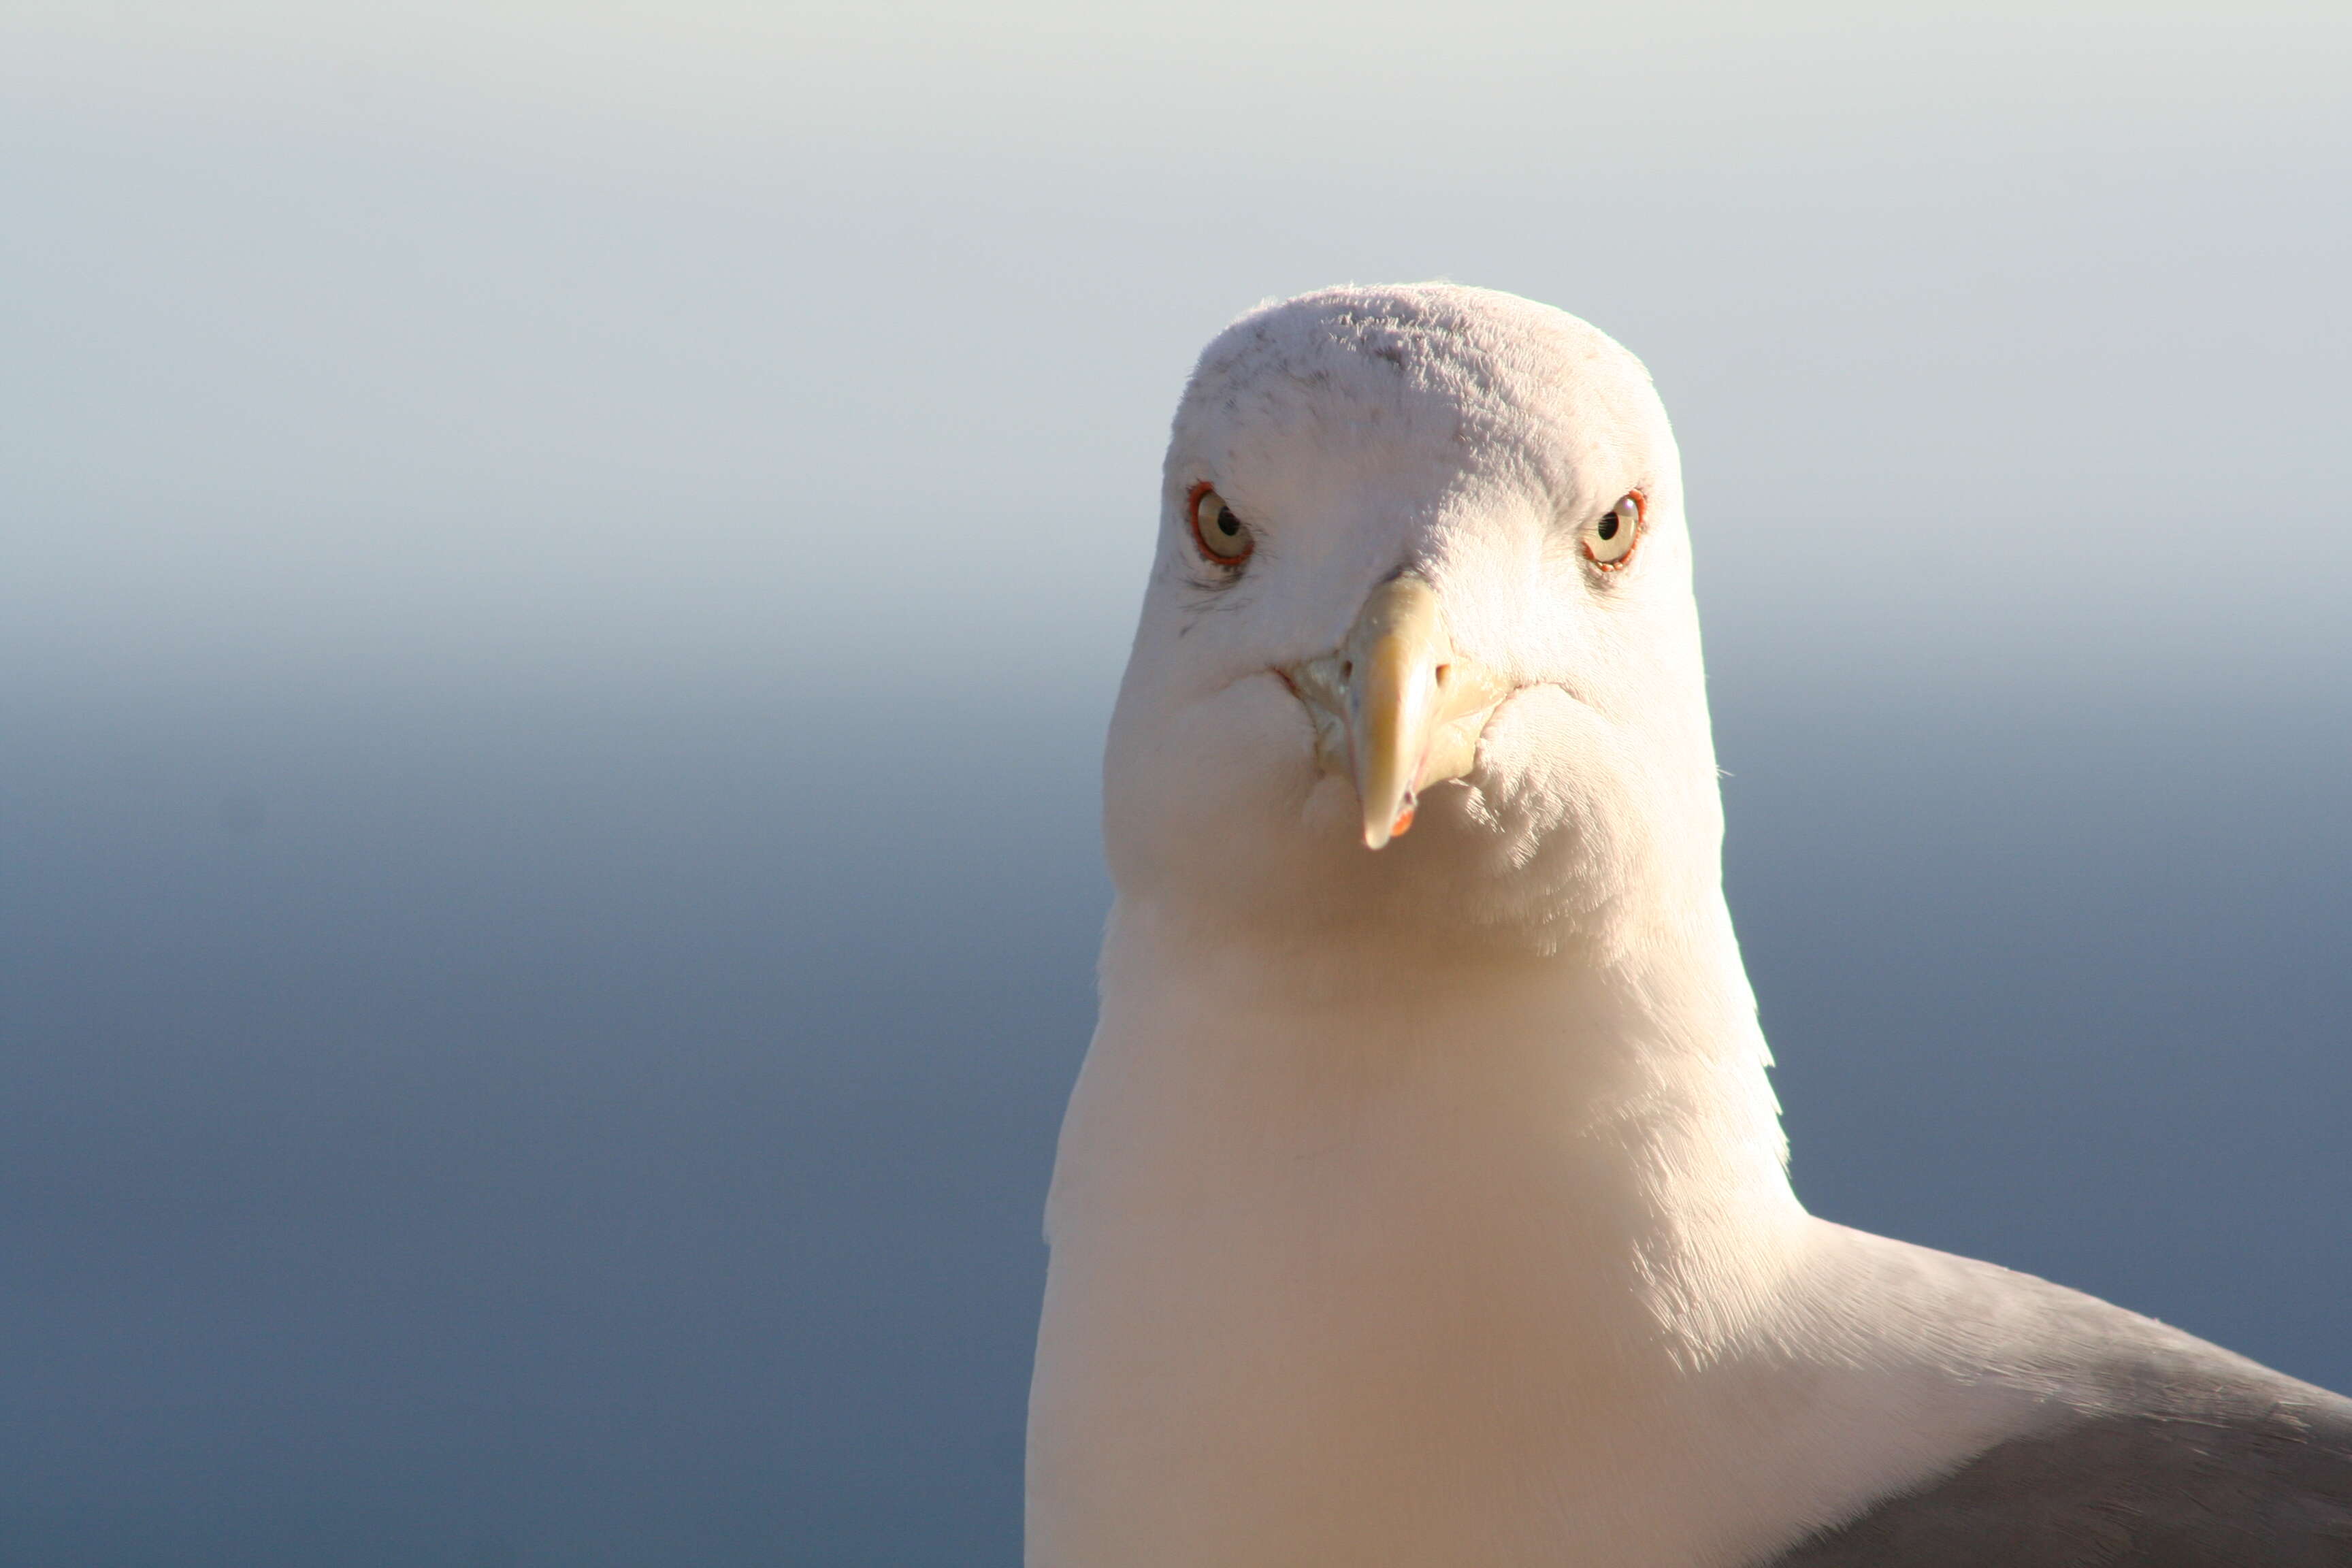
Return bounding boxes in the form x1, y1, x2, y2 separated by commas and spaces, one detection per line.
1761, 1339, 2352, 1567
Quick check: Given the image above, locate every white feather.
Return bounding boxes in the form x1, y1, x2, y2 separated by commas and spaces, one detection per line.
1024, 284, 2275, 1567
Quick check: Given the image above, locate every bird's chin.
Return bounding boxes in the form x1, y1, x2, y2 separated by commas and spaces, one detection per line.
1273, 769, 1522, 926
1297, 768, 1482, 853
1105, 678, 1629, 947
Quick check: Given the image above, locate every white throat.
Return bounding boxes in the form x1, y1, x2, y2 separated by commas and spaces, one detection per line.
1047, 881, 1800, 1313
1029, 885, 1827, 1566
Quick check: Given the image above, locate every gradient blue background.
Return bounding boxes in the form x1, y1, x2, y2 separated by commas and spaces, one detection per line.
4, 4, 2348, 1563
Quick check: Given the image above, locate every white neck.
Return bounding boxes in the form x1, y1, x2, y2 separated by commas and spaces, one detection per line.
1047, 887, 1802, 1328
1029, 886, 2046, 1567
1028, 887, 1833, 1565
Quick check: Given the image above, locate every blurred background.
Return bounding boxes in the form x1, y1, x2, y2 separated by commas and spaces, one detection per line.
3, 2, 2347, 1563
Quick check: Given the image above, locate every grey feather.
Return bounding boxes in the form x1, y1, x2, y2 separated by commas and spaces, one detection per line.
1759, 1307, 2352, 1567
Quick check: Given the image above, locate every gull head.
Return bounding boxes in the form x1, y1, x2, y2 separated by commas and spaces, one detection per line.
1104, 284, 1725, 948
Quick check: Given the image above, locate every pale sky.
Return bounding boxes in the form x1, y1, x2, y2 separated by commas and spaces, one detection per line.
4, 1, 2346, 704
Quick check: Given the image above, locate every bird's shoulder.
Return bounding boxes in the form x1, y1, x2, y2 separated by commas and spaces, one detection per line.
1759, 1229, 2352, 1566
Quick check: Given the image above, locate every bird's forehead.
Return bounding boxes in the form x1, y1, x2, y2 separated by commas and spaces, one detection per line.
1175, 286, 1654, 506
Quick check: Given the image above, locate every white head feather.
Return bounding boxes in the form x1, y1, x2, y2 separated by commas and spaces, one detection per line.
1107, 283, 1722, 952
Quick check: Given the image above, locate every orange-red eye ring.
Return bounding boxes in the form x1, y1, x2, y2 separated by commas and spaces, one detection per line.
1584, 489, 1644, 572
1188, 480, 1254, 566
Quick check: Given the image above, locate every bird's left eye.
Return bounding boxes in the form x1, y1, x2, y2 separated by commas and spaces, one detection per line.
1583, 492, 1643, 569
1189, 484, 1254, 564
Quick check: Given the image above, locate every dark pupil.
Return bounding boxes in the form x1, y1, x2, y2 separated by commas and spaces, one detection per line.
1597, 512, 1620, 542
1215, 508, 1240, 537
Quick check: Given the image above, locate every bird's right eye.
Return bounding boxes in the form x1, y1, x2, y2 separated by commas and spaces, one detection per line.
1189, 484, 1254, 564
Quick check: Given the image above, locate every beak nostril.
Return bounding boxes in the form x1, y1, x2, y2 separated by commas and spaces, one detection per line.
1340, 659, 1353, 679
1435, 664, 1451, 685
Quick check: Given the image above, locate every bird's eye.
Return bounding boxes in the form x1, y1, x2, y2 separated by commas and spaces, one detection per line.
1583, 492, 1643, 569
1189, 483, 1254, 565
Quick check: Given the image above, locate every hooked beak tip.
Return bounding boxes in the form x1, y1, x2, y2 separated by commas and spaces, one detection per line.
1362, 799, 1416, 850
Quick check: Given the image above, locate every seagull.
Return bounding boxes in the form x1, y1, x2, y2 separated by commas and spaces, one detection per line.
1025, 283, 2352, 1567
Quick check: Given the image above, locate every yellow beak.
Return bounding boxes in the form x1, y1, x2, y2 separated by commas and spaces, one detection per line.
1284, 574, 1510, 849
